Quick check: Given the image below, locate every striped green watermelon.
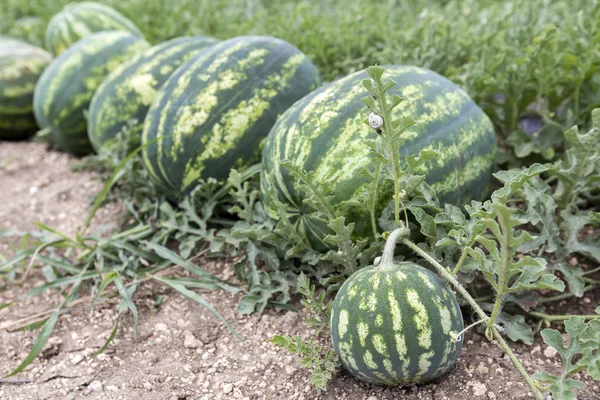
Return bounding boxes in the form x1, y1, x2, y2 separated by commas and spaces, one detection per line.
261, 66, 496, 249
45, 2, 143, 56
330, 229, 464, 385
33, 31, 149, 155
87, 36, 219, 152
0, 38, 52, 139
142, 35, 320, 195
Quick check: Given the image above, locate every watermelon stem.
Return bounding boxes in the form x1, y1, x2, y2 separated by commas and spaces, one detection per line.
377, 226, 410, 270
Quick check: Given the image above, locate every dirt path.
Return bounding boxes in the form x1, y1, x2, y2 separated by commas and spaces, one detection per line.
0, 142, 598, 400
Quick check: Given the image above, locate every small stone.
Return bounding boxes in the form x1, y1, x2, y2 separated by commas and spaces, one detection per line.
223, 383, 233, 394
71, 354, 84, 365
143, 382, 153, 391
155, 323, 168, 332
544, 346, 558, 359
367, 396, 379, 400
285, 366, 296, 375
472, 382, 487, 396
183, 331, 202, 349
583, 297, 591, 304
530, 345, 541, 356
476, 365, 489, 374
487, 392, 497, 399
89, 381, 103, 392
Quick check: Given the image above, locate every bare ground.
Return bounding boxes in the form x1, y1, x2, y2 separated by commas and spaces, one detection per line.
0, 142, 598, 400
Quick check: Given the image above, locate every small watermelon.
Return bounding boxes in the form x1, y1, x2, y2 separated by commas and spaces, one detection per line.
88, 36, 219, 152
142, 35, 320, 195
45, 1, 143, 55
330, 229, 464, 385
33, 30, 149, 155
0, 38, 52, 140
261, 66, 497, 249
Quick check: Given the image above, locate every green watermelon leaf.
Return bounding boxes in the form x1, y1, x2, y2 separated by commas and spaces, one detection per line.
551, 109, 600, 210
496, 313, 534, 345
533, 312, 600, 400
270, 335, 339, 392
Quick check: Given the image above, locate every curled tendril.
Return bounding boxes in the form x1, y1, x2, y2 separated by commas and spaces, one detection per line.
450, 331, 463, 343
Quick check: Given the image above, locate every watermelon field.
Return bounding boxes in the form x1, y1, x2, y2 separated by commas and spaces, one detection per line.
1, 0, 600, 399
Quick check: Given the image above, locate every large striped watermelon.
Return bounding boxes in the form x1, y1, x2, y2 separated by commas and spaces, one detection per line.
142, 35, 320, 195
261, 66, 497, 249
330, 260, 464, 385
0, 38, 52, 139
33, 31, 149, 155
45, 2, 143, 56
87, 36, 219, 152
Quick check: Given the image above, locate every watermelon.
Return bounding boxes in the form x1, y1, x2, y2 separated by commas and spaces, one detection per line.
330, 229, 464, 385
261, 66, 497, 249
87, 36, 219, 152
0, 38, 52, 140
142, 35, 320, 195
33, 31, 149, 155
45, 1, 143, 56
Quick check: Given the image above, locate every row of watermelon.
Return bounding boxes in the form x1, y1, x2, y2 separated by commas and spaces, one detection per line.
1, 3, 497, 252
1, 1, 499, 251
0, 2, 496, 387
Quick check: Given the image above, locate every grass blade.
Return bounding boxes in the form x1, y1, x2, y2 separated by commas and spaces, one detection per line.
26, 271, 97, 297
33, 222, 77, 244
91, 271, 117, 309
0, 249, 36, 273
158, 276, 240, 292
0, 302, 11, 311
35, 255, 82, 274
90, 315, 120, 359
113, 275, 138, 336
143, 242, 239, 291
156, 276, 242, 341
17, 318, 49, 331
5, 311, 59, 377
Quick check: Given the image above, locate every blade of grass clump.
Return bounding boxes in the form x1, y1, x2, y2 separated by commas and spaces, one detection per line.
113, 275, 139, 336
159, 276, 240, 292
0, 249, 36, 273
4, 311, 59, 377
34, 222, 79, 244
84, 137, 159, 232
0, 302, 11, 311
143, 242, 240, 292
17, 318, 49, 331
90, 314, 120, 359
19, 233, 30, 252
90, 271, 117, 309
35, 255, 84, 274
155, 276, 243, 341
26, 270, 97, 297
109, 241, 158, 262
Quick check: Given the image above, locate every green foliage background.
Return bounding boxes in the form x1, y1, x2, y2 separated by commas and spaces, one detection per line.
4, 0, 600, 159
